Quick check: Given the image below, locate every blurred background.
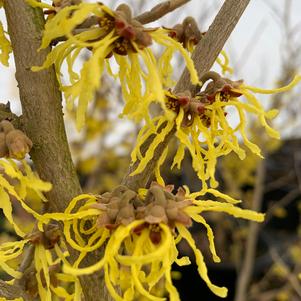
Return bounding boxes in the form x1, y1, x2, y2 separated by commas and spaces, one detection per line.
1, 0, 301, 300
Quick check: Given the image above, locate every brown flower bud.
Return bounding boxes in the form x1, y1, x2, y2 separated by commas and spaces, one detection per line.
113, 4, 152, 54
28, 224, 60, 250
116, 204, 135, 225
166, 206, 178, 220
0, 120, 32, 159
182, 16, 202, 49
147, 185, 167, 206
169, 24, 184, 40
168, 17, 202, 50
96, 212, 112, 228
200, 71, 243, 101
134, 29, 153, 48
145, 205, 168, 224
43, 225, 61, 249
120, 189, 137, 205
0, 120, 14, 134
6, 129, 33, 159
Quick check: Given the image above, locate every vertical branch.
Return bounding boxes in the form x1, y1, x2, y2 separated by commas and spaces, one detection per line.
4, 1, 111, 300
234, 160, 266, 301
174, 0, 250, 94
4, 0, 81, 213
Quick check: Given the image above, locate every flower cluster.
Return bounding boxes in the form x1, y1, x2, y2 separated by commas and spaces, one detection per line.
0, 159, 52, 237
22, 183, 265, 300
130, 72, 301, 189
0, 159, 82, 299
66, 183, 264, 300
0, 172, 265, 301
166, 16, 202, 52
0, 224, 81, 300
0, 120, 32, 159
27, 0, 200, 129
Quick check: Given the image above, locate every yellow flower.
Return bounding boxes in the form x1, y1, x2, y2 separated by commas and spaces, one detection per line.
0, 0, 12, 66
0, 159, 52, 237
130, 72, 301, 190
163, 17, 232, 84
0, 239, 28, 279
52, 184, 264, 300
0, 182, 264, 301
165, 17, 202, 53
0, 227, 81, 301
0, 21, 12, 67
29, 227, 81, 301
27, 1, 200, 129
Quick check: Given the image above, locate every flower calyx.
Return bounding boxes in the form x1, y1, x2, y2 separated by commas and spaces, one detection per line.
92, 185, 137, 229
91, 182, 192, 243
198, 71, 243, 102
27, 224, 61, 250
166, 72, 244, 127
106, 3, 153, 56
167, 16, 203, 51
165, 90, 207, 126
0, 120, 33, 159
137, 182, 192, 226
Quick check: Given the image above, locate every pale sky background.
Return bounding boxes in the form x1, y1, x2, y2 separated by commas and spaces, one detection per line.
1, 0, 301, 141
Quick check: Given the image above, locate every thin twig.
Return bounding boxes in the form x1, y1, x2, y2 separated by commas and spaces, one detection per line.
265, 170, 295, 192
264, 188, 300, 224
250, 285, 289, 301
269, 247, 301, 298
4, 2, 111, 301
74, 0, 191, 34
135, 0, 191, 24
234, 160, 266, 301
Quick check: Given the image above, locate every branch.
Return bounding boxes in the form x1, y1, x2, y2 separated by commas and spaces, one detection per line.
135, 0, 191, 24
269, 248, 301, 298
123, 0, 251, 190
4, 2, 111, 301
64, 0, 191, 38
4, 0, 81, 214
264, 188, 299, 224
234, 160, 266, 301
174, 0, 250, 94
0, 280, 29, 301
